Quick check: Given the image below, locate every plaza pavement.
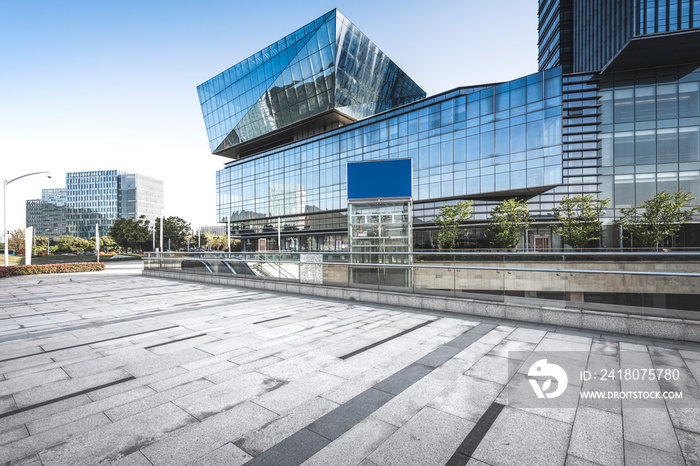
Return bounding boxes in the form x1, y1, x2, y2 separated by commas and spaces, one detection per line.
0, 261, 699, 465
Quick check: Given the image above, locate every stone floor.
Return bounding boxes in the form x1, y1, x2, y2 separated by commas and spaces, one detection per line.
0, 262, 699, 465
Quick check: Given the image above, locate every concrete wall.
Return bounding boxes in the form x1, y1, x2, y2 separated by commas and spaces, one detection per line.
144, 269, 700, 343
413, 265, 699, 295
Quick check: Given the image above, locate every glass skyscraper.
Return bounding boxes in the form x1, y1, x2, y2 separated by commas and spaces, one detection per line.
199, 5, 700, 251
26, 170, 164, 239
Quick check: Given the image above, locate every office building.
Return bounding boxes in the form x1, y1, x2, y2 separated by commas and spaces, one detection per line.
198, 5, 700, 251
26, 170, 163, 239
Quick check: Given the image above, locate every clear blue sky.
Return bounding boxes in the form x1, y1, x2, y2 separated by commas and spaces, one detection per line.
0, 0, 537, 232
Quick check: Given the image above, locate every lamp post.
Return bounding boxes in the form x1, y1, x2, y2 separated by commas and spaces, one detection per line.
4, 172, 51, 266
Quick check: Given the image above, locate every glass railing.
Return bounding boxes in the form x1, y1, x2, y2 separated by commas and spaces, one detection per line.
144, 251, 700, 320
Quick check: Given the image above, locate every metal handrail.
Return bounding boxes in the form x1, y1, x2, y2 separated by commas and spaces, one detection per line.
147, 251, 700, 257
146, 256, 700, 278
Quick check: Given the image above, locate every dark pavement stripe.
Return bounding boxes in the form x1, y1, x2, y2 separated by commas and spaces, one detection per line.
339, 320, 435, 360
244, 323, 495, 466
252, 315, 291, 324
0, 326, 178, 362
0, 376, 136, 419
445, 402, 505, 466
144, 333, 208, 349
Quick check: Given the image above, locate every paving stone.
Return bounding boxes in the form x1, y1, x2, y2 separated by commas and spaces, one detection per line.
547, 332, 593, 344
236, 396, 338, 456
590, 339, 619, 356
105, 378, 213, 422
207, 356, 284, 384
623, 440, 687, 466
414, 345, 462, 368
488, 339, 537, 359
564, 454, 601, 465
244, 428, 330, 466
675, 429, 700, 465
303, 416, 397, 466
123, 347, 210, 377
357, 459, 382, 466
254, 371, 345, 415
679, 349, 700, 361
0, 394, 17, 414
421, 358, 472, 388
110, 451, 156, 466
307, 388, 394, 441
140, 403, 275, 466
367, 407, 474, 466
146, 360, 236, 392
373, 363, 433, 396
535, 337, 592, 352
0, 412, 111, 464
471, 406, 571, 466
464, 354, 515, 385
428, 375, 503, 423
568, 406, 623, 466
507, 327, 547, 344
12, 368, 131, 408
7, 453, 43, 466
0, 424, 28, 447
61, 347, 161, 378
27, 385, 156, 434
174, 371, 283, 420
621, 407, 681, 454
258, 352, 336, 382
39, 402, 196, 465
0, 368, 70, 397
373, 380, 445, 427
88, 366, 187, 401
185, 442, 252, 466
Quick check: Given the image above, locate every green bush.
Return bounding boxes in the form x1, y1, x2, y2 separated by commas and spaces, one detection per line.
0, 262, 105, 277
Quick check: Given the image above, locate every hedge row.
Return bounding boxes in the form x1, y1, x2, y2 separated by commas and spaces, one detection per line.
0, 262, 105, 277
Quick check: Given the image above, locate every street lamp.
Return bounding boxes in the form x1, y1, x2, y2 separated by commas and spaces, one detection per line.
4, 172, 51, 266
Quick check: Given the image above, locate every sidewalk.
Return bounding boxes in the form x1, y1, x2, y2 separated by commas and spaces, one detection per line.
0, 270, 698, 465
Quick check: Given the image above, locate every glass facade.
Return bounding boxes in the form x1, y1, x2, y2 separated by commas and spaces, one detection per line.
200, 5, 700, 251
538, 0, 573, 73
637, 0, 700, 34
216, 68, 563, 240
542, 0, 700, 74
118, 174, 164, 225
26, 170, 164, 239
197, 9, 425, 156
598, 64, 700, 218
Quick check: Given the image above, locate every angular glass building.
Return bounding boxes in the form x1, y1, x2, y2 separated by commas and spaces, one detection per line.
26, 170, 164, 239
197, 9, 425, 159
199, 5, 700, 251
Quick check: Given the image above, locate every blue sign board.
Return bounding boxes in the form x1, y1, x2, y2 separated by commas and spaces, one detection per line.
347, 159, 412, 200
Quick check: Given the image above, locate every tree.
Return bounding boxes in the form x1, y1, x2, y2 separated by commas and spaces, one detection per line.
209, 236, 225, 251
154, 216, 191, 251
8, 228, 25, 251
202, 233, 213, 250
552, 195, 610, 250
71, 237, 92, 253
486, 199, 532, 248
434, 200, 474, 250
100, 236, 118, 253
54, 236, 76, 253
33, 236, 49, 255
110, 216, 150, 251
619, 190, 700, 249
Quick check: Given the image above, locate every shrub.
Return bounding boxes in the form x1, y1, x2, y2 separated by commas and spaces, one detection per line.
0, 262, 105, 277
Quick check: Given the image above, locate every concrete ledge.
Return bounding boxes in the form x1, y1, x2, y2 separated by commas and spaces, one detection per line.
143, 270, 700, 343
